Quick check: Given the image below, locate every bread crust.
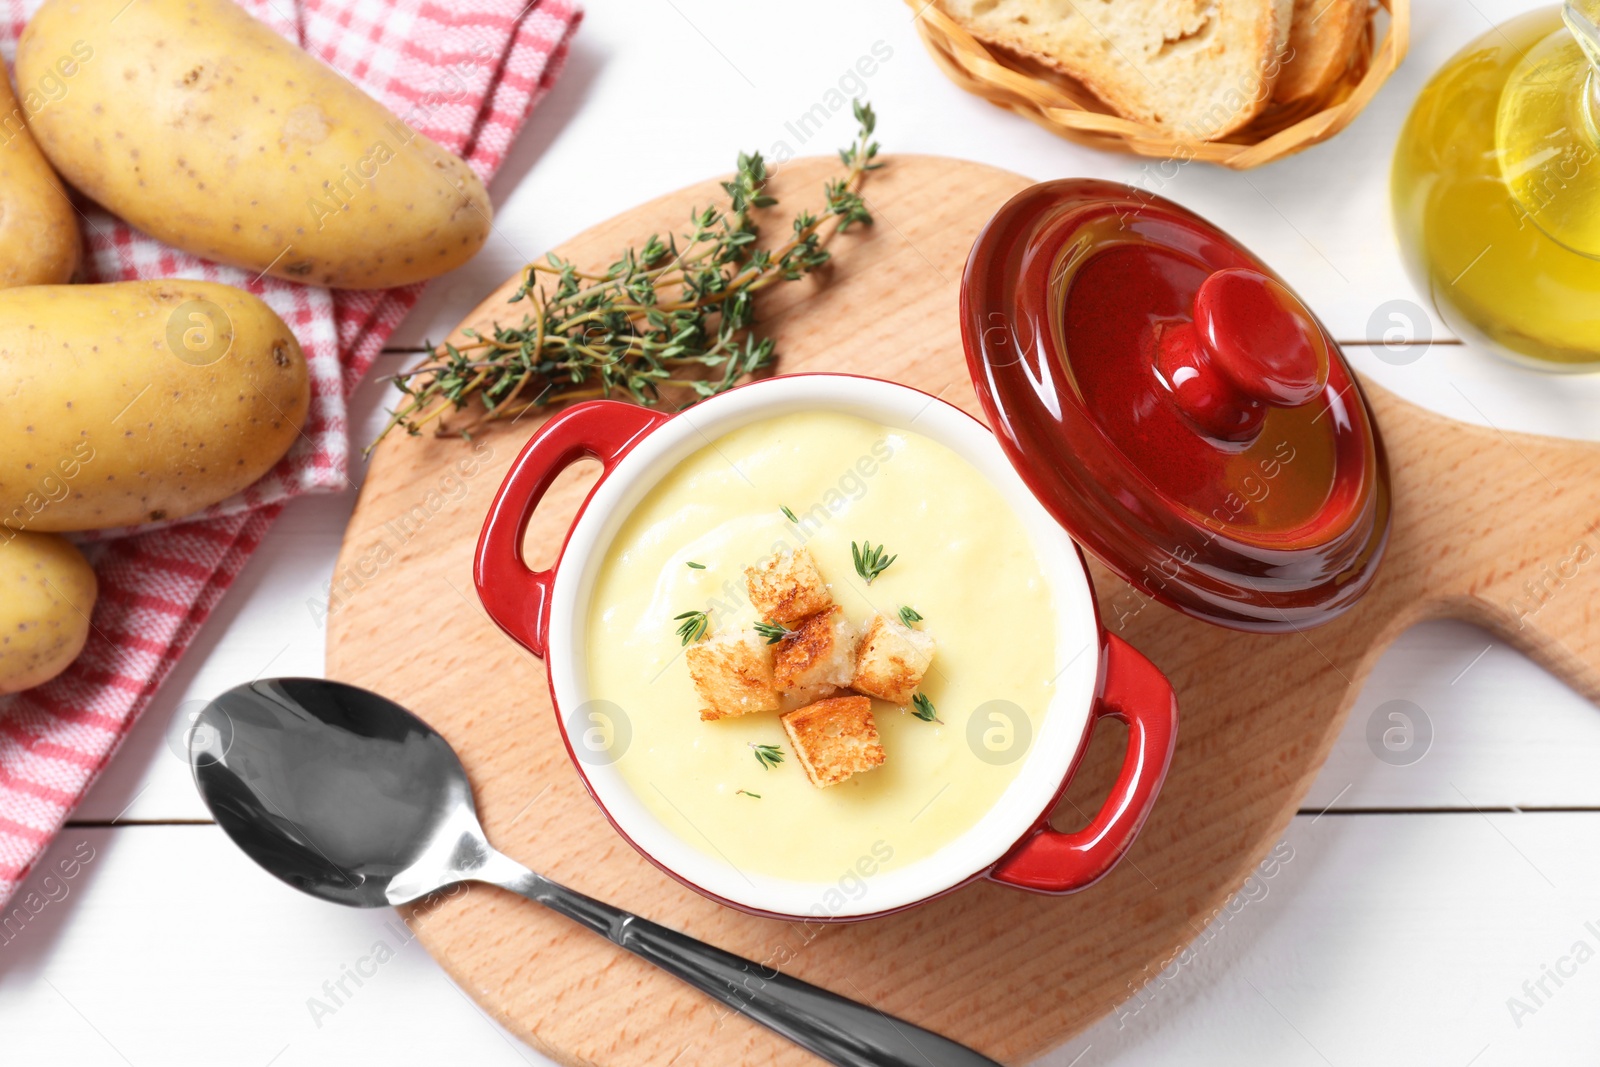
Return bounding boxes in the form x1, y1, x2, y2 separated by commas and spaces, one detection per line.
780, 695, 886, 787
773, 606, 858, 699
938, 0, 1295, 138
851, 614, 935, 705
1275, 0, 1367, 103
745, 548, 832, 626
688, 631, 780, 721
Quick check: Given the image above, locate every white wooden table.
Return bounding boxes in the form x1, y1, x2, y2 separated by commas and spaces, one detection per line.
5, 1, 1599, 1063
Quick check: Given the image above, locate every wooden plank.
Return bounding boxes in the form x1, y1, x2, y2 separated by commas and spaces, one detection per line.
0, 827, 540, 1066
1065, 810, 1596, 1065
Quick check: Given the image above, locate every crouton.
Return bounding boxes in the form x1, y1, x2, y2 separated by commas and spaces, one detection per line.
779, 684, 835, 713
773, 606, 858, 702
851, 614, 936, 705
745, 547, 831, 625
687, 630, 779, 721
780, 695, 886, 787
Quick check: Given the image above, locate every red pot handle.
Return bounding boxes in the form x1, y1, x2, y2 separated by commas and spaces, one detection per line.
988, 633, 1178, 893
474, 401, 669, 658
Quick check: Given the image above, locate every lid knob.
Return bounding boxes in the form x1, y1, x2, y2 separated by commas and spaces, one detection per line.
1155, 267, 1331, 444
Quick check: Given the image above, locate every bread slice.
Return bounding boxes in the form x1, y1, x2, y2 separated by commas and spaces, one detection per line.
1274, 0, 1367, 103
781, 695, 886, 787
745, 547, 832, 626
687, 630, 780, 721
851, 615, 936, 705
938, 0, 1295, 138
773, 606, 858, 706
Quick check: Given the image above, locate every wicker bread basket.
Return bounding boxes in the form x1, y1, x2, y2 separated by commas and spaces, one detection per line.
908, 0, 1409, 169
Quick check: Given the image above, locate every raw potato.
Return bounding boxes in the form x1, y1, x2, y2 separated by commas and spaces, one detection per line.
0, 531, 96, 695
0, 280, 309, 532
18, 0, 491, 289
0, 66, 80, 287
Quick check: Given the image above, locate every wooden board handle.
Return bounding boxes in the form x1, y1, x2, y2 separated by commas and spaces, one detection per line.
1357, 380, 1600, 703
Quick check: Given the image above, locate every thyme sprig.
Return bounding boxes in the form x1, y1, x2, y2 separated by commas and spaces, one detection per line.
674, 610, 710, 645
852, 540, 897, 585
898, 605, 923, 627
911, 693, 941, 723
750, 743, 785, 770
371, 101, 883, 449
753, 620, 795, 645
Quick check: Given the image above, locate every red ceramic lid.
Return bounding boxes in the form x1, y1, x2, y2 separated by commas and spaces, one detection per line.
961, 180, 1390, 633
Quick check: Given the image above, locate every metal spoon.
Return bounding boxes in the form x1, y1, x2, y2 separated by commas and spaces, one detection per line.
190, 677, 998, 1067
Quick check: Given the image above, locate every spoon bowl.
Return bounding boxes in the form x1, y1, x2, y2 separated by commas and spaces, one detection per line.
193, 678, 477, 908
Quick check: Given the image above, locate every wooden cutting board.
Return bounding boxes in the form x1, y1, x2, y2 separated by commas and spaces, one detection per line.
325, 155, 1600, 1065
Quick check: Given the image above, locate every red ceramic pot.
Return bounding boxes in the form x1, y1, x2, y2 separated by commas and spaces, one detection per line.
475, 374, 1178, 920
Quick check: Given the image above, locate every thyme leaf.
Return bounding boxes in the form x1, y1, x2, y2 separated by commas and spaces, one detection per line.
750, 743, 785, 770
851, 540, 897, 585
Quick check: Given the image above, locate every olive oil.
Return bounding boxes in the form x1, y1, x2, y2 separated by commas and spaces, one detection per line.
1392, 7, 1600, 368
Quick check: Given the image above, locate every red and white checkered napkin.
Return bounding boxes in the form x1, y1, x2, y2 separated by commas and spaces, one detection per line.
0, 0, 581, 905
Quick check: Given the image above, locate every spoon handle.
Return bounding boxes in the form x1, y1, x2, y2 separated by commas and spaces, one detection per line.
487, 864, 1000, 1067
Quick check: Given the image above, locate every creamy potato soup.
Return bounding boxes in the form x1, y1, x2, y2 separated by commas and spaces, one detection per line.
583, 411, 1058, 884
